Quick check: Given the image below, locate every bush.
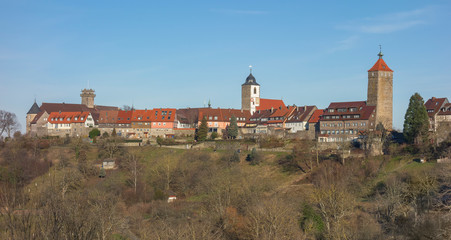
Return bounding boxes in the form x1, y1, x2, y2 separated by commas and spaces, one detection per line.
210, 132, 218, 140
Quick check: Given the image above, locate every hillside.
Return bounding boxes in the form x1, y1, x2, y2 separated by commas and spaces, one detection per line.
0, 137, 450, 239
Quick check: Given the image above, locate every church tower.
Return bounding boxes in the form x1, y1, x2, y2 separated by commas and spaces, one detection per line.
241, 68, 260, 115
367, 49, 393, 130
26, 100, 41, 134
80, 88, 96, 108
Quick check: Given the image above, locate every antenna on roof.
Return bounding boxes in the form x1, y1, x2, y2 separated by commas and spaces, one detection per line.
34, 94, 37, 103
249, 65, 253, 74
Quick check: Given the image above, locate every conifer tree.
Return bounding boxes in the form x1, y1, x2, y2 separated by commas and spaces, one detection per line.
111, 128, 117, 137
228, 115, 239, 139
403, 93, 429, 144
196, 116, 208, 141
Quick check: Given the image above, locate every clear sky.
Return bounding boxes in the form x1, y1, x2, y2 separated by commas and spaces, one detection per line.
1, 0, 450, 132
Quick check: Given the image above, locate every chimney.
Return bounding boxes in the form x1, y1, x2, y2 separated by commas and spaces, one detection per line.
271, 107, 274, 113
304, 105, 307, 111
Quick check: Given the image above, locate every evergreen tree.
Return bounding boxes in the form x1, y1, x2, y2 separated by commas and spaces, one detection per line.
196, 116, 208, 141
89, 128, 101, 143
403, 93, 429, 144
111, 128, 117, 137
228, 115, 239, 139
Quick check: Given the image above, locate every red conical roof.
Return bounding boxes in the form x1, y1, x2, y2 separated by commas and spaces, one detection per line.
368, 54, 393, 72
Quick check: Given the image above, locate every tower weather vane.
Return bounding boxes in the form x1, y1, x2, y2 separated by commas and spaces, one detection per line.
249, 65, 253, 74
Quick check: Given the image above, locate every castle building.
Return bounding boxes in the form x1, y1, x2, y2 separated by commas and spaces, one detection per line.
241, 72, 260, 115
367, 50, 393, 130
80, 88, 96, 108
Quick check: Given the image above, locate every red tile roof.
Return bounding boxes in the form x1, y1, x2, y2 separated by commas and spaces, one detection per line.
256, 99, 285, 111
48, 112, 91, 124
308, 109, 324, 123
117, 110, 133, 124
368, 58, 393, 72
425, 97, 448, 117
131, 110, 154, 122
151, 108, 177, 122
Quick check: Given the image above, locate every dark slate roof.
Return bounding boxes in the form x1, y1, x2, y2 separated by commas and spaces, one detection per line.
242, 73, 260, 86
27, 102, 41, 114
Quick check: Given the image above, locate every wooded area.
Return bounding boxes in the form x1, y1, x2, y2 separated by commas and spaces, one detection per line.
0, 133, 450, 239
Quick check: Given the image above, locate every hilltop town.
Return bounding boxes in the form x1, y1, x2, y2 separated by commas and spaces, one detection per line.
25, 51, 451, 146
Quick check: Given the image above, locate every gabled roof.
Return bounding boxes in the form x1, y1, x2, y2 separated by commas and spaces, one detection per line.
256, 99, 285, 111
39, 102, 118, 114
286, 105, 317, 123
48, 112, 91, 124
425, 97, 448, 117
117, 110, 133, 124
131, 109, 154, 122
438, 103, 451, 116
308, 109, 324, 123
27, 102, 41, 114
151, 108, 177, 122
368, 55, 393, 72
199, 108, 251, 122
321, 101, 376, 121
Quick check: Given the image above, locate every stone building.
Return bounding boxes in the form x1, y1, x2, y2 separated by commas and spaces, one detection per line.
26, 89, 118, 137
80, 89, 96, 108
367, 50, 394, 130
241, 71, 260, 115
318, 101, 376, 142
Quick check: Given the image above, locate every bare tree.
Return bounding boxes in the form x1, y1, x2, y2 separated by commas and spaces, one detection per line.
123, 151, 141, 195
312, 184, 355, 240
0, 110, 20, 138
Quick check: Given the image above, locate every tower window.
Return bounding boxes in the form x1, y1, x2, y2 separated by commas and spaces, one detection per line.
254, 87, 257, 94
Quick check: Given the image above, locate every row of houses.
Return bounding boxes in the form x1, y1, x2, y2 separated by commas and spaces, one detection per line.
26, 94, 451, 142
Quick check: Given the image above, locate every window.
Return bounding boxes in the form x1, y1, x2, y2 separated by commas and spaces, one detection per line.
209, 116, 212, 120
153, 123, 156, 126
155, 111, 158, 116
81, 117, 84, 121
214, 116, 218, 120
254, 87, 257, 94
328, 109, 335, 113
163, 123, 166, 126
158, 123, 161, 126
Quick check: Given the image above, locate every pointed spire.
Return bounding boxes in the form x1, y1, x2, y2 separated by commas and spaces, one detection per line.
368, 47, 393, 72
378, 45, 383, 59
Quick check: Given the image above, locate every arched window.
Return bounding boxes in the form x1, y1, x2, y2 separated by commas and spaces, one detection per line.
254, 87, 257, 94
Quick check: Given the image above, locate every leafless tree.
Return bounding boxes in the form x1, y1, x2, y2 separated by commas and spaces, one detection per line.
312, 184, 355, 240
124, 151, 141, 195
0, 110, 20, 138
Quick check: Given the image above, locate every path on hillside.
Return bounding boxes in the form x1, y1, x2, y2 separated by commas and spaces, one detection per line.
270, 171, 312, 196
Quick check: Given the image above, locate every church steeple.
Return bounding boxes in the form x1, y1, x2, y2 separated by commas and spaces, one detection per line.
241, 67, 260, 114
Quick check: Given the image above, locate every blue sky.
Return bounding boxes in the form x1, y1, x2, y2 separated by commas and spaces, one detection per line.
1, 0, 450, 131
